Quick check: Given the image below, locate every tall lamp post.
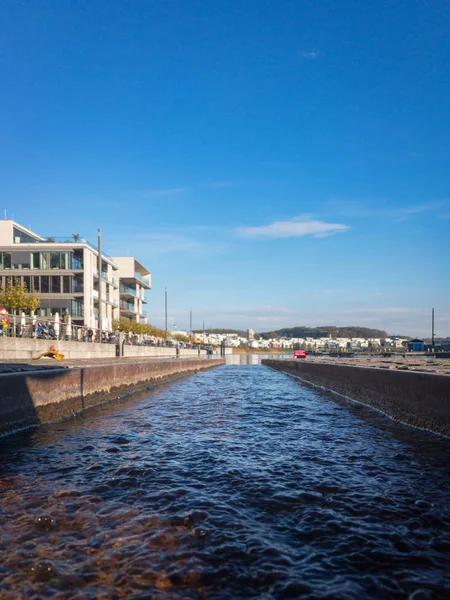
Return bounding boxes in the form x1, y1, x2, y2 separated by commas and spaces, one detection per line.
432, 307, 435, 353
97, 229, 103, 341
165, 288, 168, 342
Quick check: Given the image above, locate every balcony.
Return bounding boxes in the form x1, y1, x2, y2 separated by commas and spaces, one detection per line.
95, 271, 118, 287
120, 283, 137, 297
120, 300, 136, 314
106, 293, 119, 308
134, 272, 151, 288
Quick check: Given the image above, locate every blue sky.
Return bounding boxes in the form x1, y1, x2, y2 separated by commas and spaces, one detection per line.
1, 0, 449, 336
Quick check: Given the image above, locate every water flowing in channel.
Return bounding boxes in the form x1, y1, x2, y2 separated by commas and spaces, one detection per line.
1, 365, 450, 599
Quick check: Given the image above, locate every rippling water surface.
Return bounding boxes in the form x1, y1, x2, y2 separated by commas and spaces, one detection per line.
1, 365, 450, 599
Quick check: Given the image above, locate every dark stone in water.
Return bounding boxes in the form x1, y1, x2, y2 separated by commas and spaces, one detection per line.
33, 515, 57, 532
31, 560, 58, 582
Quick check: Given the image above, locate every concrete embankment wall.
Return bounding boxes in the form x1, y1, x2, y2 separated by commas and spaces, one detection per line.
0, 337, 207, 360
263, 359, 450, 436
122, 345, 206, 359
0, 358, 224, 436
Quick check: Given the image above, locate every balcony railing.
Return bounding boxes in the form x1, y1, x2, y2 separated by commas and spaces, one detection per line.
105, 293, 118, 305
120, 284, 137, 296
134, 271, 150, 286
95, 271, 117, 286
120, 301, 136, 313
15, 236, 114, 260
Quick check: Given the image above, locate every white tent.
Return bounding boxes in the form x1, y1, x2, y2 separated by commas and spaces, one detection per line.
66, 314, 72, 340
54, 312, 60, 339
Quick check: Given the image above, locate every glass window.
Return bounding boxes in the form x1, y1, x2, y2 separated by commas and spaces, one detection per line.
31, 253, 40, 269
73, 275, 83, 293
0, 252, 11, 269
61, 252, 70, 270
63, 276, 71, 293
51, 276, 61, 293
23, 276, 31, 291
71, 300, 84, 318
72, 249, 83, 270
40, 253, 49, 269
41, 276, 49, 293
13, 227, 41, 244
33, 277, 40, 292
50, 252, 60, 269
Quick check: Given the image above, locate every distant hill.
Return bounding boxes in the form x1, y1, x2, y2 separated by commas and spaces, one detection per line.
259, 326, 389, 339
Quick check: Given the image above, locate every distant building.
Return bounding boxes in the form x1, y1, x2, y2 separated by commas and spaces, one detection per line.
407, 338, 425, 352
247, 328, 254, 340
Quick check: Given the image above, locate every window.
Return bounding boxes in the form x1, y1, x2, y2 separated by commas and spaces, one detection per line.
51, 276, 61, 293
23, 276, 31, 291
33, 277, 40, 292
50, 252, 60, 269
61, 252, 70, 270
40, 253, 49, 269
72, 249, 83, 269
31, 253, 40, 269
13, 227, 41, 244
41, 276, 49, 293
63, 276, 71, 293
71, 300, 84, 317
73, 275, 83, 293
0, 252, 11, 269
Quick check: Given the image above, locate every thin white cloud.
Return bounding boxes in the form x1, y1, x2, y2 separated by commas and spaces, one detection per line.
236, 217, 349, 239
300, 50, 320, 60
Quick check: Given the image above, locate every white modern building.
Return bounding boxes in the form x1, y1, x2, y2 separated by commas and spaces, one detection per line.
0, 220, 152, 329
111, 256, 151, 323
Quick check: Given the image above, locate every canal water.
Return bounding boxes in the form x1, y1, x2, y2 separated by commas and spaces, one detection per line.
1, 365, 450, 599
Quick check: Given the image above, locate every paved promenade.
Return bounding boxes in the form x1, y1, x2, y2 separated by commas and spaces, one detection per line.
305, 355, 450, 375
0, 356, 217, 374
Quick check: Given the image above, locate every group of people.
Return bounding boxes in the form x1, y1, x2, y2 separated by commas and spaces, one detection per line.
0, 309, 8, 337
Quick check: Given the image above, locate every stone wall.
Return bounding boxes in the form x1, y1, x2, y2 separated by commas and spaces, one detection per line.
0, 358, 224, 436
0, 337, 116, 360
123, 345, 207, 359
0, 337, 210, 360
263, 359, 450, 436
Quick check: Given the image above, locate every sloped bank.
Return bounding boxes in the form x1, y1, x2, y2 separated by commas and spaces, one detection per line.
262, 359, 450, 436
0, 358, 224, 436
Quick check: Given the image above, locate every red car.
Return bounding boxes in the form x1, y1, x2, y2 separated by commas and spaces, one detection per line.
293, 350, 307, 358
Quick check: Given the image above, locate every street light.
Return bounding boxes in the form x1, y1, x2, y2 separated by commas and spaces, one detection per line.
165, 287, 168, 341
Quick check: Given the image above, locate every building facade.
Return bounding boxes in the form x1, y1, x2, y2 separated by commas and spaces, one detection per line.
0, 221, 152, 329
112, 256, 151, 323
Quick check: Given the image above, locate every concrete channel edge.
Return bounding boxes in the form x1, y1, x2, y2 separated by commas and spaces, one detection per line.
0, 358, 225, 437
262, 359, 450, 437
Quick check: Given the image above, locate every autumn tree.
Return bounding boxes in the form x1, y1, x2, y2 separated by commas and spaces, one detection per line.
0, 278, 40, 314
